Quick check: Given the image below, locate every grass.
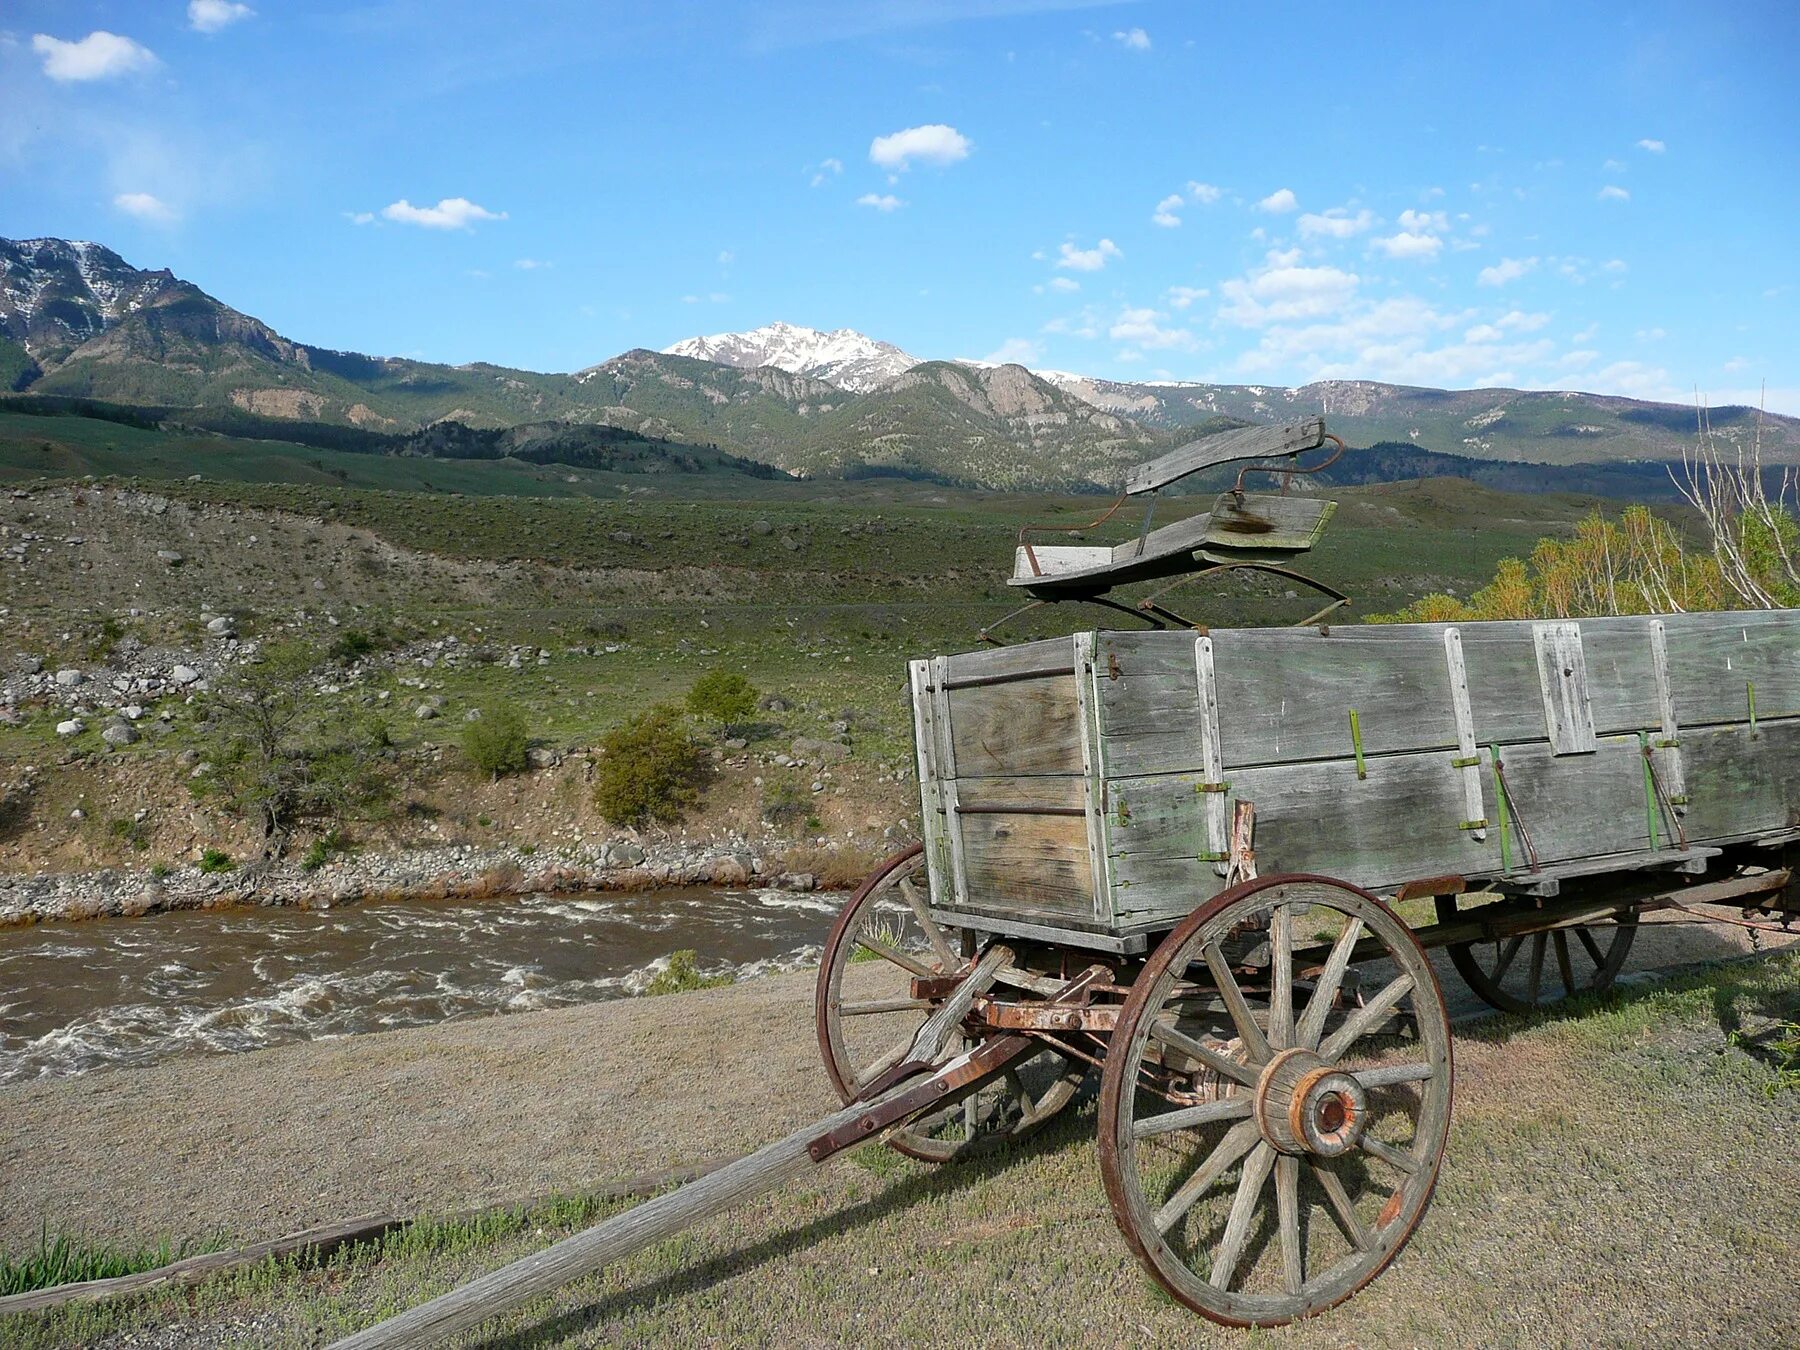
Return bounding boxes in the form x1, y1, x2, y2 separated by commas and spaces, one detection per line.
0, 1228, 212, 1298
5, 952, 1796, 1348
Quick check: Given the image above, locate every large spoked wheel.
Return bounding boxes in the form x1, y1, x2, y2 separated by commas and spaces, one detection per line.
1099, 874, 1453, 1327
1434, 892, 1638, 1014
815, 844, 1085, 1163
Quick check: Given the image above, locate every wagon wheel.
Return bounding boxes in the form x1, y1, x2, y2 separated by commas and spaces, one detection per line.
1433, 892, 1638, 1014
815, 844, 1086, 1163
1098, 873, 1453, 1327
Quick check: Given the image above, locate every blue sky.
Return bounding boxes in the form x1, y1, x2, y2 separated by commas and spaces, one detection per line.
3, 1, 1796, 411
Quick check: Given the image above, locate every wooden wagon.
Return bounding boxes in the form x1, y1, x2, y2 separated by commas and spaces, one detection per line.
335, 421, 1799, 1346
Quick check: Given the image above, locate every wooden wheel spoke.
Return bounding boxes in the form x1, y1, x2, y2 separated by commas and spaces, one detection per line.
1352, 1060, 1435, 1089
1275, 1154, 1303, 1297
1310, 1159, 1373, 1252
898, 875, 957, 970
1150, 1021, 1263, 1090
1297, 915, 1364, 1051
1488, 934, 1526, 983
1132, 1094, 1252, 1140
1153, 1118, 1260, 1236
1319, 973, 1415, 1063
1553, 930, 1577, 997
1268, 903, 1295, 1051
1575, 925, 1607, 967
1201, 943, 1273, 1063
855, 934, 934, 979
1208, 1142, 1276, 1291
840, 997, 933, 1016
1525, 932, 1547, 1005
1359, 1135, 1421, 1175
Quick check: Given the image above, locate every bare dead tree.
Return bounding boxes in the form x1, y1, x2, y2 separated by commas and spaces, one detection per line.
1670, 389, 1800, 608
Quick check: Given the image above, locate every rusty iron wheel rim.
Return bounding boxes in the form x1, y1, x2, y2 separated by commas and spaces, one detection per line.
1097, 873, 1454, 1327
814, 843, 1084, 1163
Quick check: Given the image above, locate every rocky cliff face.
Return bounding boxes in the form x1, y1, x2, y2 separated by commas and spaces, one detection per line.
0, 238, 179, 365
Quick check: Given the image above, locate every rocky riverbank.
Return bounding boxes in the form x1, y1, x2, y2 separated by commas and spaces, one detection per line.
0, 837, 851, 928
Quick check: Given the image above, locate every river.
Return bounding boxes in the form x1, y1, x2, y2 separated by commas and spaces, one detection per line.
0, 887, 843, 1085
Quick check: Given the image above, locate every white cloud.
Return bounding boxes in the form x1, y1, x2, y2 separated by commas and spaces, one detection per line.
1603, 158, 1626, 173
1256, 187, 1298, 213
1597, 184, 1630, 202
808, 157, 843, 187
1113, 27, 1151, 50
1477, 256, 1537, 287
113, 191, 175, 223
1219, 250, 1360, 326
1045, 275, 1080, 293
379, 197, 507, 230
1573, 323, 1600, 344
1055, 238, 1121, 272
345, 211, 375, 225
1397, 208, 1448, 232
1722, 356, 1750, 373
985, 337, 1044, 365
1636, 326, 1666, 341
868, 123, 971, 170
1602, 258, 1628, 274
680, 292, 730, 304
1110, 306, 1195, 350
32, 31, 156, 81
1636, 138, 1666, 153
717, 250, 735, 265
856, 192, 903, 211
513, 258, 551, 270
1166, 285, 1209, 310
1186, 181, 1222, 204
1298, 207, 1376, 239
1151, 193, 1184, 227
1371, 231, 1442, 260
188, 0, 254, 33
1496, 310, 1549, 332
1463, 324, 1504, 344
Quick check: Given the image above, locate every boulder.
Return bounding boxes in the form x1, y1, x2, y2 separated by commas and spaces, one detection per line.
525, 747, 559, 770
102, 722, 139, 747
55, 719, 83, 736
415, 703, 438, 719
156, 549, 184, 566
205, 616, 235, 636
170, 665, 201, 686
55, 668, 83, 688
708, 853, 753, 886
792, 736, 851, 763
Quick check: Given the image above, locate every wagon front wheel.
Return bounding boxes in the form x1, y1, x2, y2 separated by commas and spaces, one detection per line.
815, 844, 1085, 1163
1098, 873, 1453, 1327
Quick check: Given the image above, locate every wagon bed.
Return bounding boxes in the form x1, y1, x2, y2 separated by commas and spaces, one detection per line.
910, 610, 1800, 952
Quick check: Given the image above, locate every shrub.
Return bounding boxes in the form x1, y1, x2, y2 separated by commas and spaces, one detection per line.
642, 949, 732, 996
108, 817, 148, 851
327, 627, 389, 663
594, 704, 707, 826
761, 781, 811, 829
299, 830, 346, 872
198, 848, 235, 874
462, 702, 530, 778
686, 669, 758, 731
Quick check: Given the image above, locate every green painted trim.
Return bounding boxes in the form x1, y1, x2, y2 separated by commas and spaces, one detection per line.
1449, 755, 1481, 768
1458, 818, 1489, 831
1747, 680, 1758, 737
1489, 744, 1512, 873
1349, 709, 1366, 780
1194, 781, 1231, 794
1196, 851, 1230, 862
1638, 730, 1661, 850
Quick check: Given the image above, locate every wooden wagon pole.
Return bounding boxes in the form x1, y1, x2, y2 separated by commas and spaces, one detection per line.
328, 946, 1021, 1350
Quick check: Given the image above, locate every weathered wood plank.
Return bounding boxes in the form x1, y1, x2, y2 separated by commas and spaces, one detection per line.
1124, 416, 1325, 495
909, 660, 954, 910
945, 674, 1084, 777
940, 635, 1076, 688
1489, 735, 1649, 865
1678, 717, 1800, 842
1072, 632, 1115, 923
958, 782, 1094, 918
1533, 621, 1598, 754
1662, 608, 1800, 727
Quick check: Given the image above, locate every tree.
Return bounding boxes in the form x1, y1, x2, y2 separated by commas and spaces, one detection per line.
462, 702, 530, 778
594, 704, 706, 826
191, 642, 393, 857
685, 669, 758, 732
1672, 408, 1800, 608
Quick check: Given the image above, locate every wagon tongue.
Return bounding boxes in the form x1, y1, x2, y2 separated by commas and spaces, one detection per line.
328, 951, 1107, 1350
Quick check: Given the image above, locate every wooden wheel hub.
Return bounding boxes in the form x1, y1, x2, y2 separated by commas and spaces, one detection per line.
1253, 1048, 1368, 1157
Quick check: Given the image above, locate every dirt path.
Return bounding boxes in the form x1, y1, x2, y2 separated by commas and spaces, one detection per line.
0, 912, 1787, 1256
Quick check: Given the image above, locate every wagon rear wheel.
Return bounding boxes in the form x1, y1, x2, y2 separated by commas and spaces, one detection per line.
1434, 892, 1638, 1014
815, 844, 1085, 1163
1098, 873, 1453, 1327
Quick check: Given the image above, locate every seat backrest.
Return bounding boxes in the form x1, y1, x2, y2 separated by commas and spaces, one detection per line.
1124, 416, 1325, 496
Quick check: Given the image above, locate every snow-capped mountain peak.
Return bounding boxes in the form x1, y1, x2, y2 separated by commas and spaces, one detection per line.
663, 321, 920, 393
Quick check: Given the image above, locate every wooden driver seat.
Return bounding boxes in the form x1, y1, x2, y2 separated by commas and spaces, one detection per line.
1010, 416, 1335, 600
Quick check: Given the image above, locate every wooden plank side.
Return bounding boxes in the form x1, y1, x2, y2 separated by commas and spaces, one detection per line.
909, 659, 954, 910
958, 803, 1094, 918
1072, 632, 1115, 924
1124, 416, 1325, 495
1576, 617, 1663, 734
1661, 608, 1800, 727
1677, 718, 1800, 842
1489, 735, 1650, 864
1094, 629, 1208, 779
1210, 627, 1460, 768
944, 675, 1084, 777
1109, 752, 1501, 917
1201, 492, 1335, 554
940, 635, 1077, 688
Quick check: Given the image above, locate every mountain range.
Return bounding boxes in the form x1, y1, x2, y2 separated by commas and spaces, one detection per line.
3, 236, 1794, 490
